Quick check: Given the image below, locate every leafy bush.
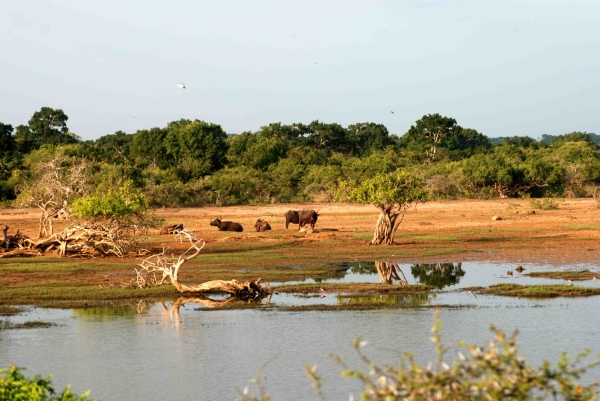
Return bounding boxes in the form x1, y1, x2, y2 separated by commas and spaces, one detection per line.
71, 180, 148, 222
529, 198, 561, 210
0, 365, 98, 401
240, 312, 600, 400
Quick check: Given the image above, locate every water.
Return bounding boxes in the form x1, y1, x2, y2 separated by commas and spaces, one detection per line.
1, 261, 599, 400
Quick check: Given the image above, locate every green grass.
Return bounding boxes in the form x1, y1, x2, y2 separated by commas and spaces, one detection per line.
527, 270, 598, 281
471, 283, 600, 298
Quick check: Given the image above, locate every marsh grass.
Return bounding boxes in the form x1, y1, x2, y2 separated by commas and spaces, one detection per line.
527, 269, 599, 281
0, 321, 56, 331
0, 285, 176, 307
472, 283, 600, 298
0, 306, 26, 316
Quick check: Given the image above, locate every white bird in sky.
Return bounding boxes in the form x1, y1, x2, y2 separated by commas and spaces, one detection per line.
176, 83, 186, 89
315, 62, 319, 66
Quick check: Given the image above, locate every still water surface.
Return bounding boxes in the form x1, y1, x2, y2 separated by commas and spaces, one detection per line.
1, 261, 599, 400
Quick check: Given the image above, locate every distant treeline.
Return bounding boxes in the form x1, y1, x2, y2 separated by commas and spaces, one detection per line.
1, 107, 599, 206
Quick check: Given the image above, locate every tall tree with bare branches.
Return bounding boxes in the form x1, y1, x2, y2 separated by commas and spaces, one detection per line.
15, 149, 91, 238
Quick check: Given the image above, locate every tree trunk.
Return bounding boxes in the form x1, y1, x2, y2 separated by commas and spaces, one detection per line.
38, 209, 53, 238
371, 209, 402, 245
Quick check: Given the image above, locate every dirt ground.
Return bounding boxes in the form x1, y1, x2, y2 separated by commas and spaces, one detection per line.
2, 198, 600, 266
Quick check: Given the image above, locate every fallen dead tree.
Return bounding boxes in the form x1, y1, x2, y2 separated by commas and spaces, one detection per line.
135, 229, 272, 299
0, 223, 138, 258
0, 225, 40, 258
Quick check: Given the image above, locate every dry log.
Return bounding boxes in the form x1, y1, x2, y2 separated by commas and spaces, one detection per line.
135, 230, 272, 298
0, 250, 41, 258
160, 223, 183, 235
2, 225, 8, 249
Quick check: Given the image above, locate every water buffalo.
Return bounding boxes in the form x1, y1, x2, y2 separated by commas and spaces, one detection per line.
298, 209, 318, 230
210, 218, 243, 232
285, 210, 300, 229
159, 223, 183, 235
254, 219, 271, 232
285, 209, 318, 231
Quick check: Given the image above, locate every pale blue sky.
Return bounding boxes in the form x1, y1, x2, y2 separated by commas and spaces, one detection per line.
1, 0, 599, 140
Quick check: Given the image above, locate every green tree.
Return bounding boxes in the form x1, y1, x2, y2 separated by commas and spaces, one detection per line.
14, 107, 80, 152
129, 127, 171, 169
550, 131, 599, 148
165, 119, 228, 181
0, 122, 20, 201
304, 120, 350, 153
399, 114, 490, 162
207, 167, 270, 205
346, 122, 394, 156
71, 180, 147, 223
227, 132, 288, 170
0, 122, 16, 155
16, 147, 92, 237
89, 131, 133, 164
345, 170, 427, 245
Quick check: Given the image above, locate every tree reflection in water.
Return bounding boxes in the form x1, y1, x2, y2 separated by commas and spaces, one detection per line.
337, 292, 431, 307
375, 261, 409, 285
410, 263, 465, 289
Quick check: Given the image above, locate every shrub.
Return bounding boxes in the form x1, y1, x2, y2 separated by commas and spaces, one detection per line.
240, 312, 599, 400
529, 198, 561, 210
0, 365, 98, 401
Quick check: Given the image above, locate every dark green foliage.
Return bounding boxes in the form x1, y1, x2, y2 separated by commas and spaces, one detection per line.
87, 131, 133, 164
226, 131, 288, 170
346, 122, 394, 156
0, 122, 16, 156
5, 107, 600, 206
498, 136, 540, 148
165, 119, 228, 181
399, 114, 491, 162
14, 108, 80, 153
208, 167, 271, 205
0, 122, 19, 200
129, 127, 171, 169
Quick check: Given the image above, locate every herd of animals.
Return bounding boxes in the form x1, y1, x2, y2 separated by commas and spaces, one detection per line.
159, 209, 319, 234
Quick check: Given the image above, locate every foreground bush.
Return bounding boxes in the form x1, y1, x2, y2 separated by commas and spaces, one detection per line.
241, 312, 599, 400
0, 365, 98, 401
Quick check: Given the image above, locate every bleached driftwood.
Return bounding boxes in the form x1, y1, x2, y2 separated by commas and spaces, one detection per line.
135, 229, 271, 298
0, 223, 136, 258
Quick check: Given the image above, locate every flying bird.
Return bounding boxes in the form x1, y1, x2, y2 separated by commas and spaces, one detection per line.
391, 111, 394, 114
315, 62, 319, 66
176, 83, 186, 89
